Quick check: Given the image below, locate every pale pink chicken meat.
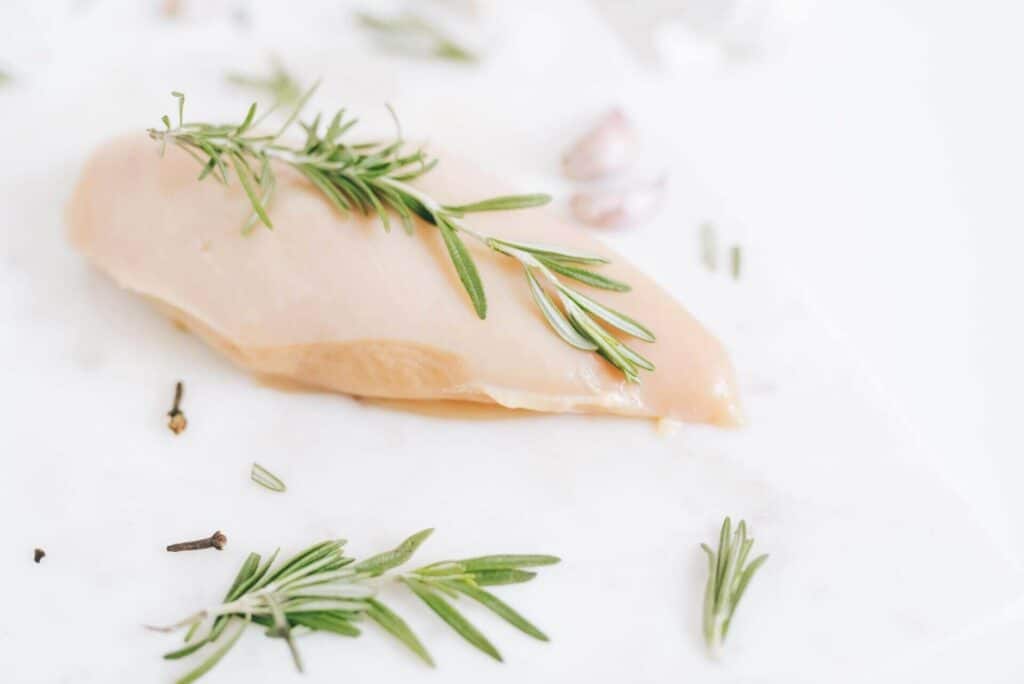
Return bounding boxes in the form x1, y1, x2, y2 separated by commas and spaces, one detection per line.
68, 135, 741, 425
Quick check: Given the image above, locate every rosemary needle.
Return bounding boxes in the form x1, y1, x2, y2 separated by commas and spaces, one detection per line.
152, 529, 559, 682
148, 90, 657, 381
700, 222, 718, 272
730, 245, 742, 281
700, 517, 768, 655
250, 463, 286, 492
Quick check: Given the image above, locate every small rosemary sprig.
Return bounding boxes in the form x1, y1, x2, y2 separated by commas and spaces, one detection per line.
226, 58, 302, 106
151, 529, 558, 682
356, 12, 479, 63
147, 90, 656, 380
700, 517, 768, 655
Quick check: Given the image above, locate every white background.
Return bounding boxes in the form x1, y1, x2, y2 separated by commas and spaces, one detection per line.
2, 1, 1023, 681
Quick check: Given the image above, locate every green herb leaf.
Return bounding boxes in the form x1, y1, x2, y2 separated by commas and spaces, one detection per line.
354, 528, 433, 577
490, 238, 609, 265
250, 463, 286, 492
558, 285, 655, 342
224, 552, 261, 600
275, 81, 319, 140
230, 153, 273, 230
288, 611, 362, 637
366, 599, 434, 666
235, 102, 258, 136
444, 194, 551, 215
403, 578, 502, 662
442, 580, 549, 641
537, 256, 631, 292
700, 222, 718, 272
174, 616, 249, 684
525, 270, 598, 351
460, 554, 561, 571
470, 569, 538, 585
730, 244, 742, 280
438, 219, 487, 319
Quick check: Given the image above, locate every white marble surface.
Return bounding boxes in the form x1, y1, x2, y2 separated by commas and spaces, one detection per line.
1, 1, 1022, 681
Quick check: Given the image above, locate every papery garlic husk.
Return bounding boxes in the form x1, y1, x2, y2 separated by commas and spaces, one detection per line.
562, 109, 639, 181
570, 177, 666, 229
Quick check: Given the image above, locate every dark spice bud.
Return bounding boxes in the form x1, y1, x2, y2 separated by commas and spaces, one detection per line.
167, 380, 187, 434
33, 548, 45, 563
166, 531, 227, 552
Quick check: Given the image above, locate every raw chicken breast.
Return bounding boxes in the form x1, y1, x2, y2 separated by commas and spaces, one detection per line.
68, 134, 740, 425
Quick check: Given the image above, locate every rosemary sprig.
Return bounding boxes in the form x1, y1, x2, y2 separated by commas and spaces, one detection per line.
226, 58, 302, 106
147, 90, 656, 380
356, 12, 478, 63
250, 463, 286, 492
151, 529, 558, 682
700, 517, 768, 655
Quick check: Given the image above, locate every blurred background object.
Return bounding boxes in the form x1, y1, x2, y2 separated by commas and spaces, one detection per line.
592, 0, 813, 65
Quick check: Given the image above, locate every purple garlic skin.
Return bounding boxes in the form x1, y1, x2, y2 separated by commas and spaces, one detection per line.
562, 109, 638, 181
570, 177, 666, 229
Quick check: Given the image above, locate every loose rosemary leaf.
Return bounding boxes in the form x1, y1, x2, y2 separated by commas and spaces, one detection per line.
730, 245, 743, 280
250, 463, 286, 492
700, 222, 718, 272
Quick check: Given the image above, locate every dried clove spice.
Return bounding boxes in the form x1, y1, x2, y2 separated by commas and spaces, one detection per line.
166, 531, 227, 552
167, 381, 187, 434
33, 548, 45, 563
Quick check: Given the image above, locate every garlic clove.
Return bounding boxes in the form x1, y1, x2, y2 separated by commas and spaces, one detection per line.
570, 177, 666, 229
562, 109, 639, 181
